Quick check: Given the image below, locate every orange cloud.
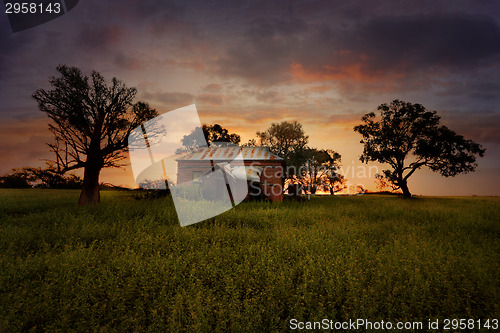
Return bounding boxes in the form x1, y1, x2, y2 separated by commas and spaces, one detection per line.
290, 62, 366, 83
307, 85, 334, 93
290, 62, 406, 93
162, 58, 205, 71
196, 93, 224, 106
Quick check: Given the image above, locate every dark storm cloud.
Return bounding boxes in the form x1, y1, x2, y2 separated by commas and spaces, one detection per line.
114, 53, 145, 71
127, 0, 185, 22
440, 110, 500, 145
213, 12, 500, 88
141, 91, 195, 107
0, 15, 37, 80
214, 18, 306, 84
75, 24, 123, 51
432, 71, 500, 108
345, 12, 500, 72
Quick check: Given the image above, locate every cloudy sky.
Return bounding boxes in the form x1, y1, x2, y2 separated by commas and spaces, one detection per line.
1, 0, 499, 195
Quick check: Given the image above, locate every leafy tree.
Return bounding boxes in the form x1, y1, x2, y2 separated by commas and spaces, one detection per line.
0, 168, 32, 188
257, 121, 309, 177
202, 124, 240, 145
0, 166, 82, 189
374, 173, 398, 193
33, 65, 157, 204
181, 124, 241, 151
325, 171, 346, 194
300, 148, 342, 193
241, 138, 257, 147
354, 100, 485, 198
29, 166, 83, 189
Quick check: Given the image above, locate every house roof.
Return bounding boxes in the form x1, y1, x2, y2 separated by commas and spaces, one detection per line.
200, 163, 264, 182
176, 146, 283, 161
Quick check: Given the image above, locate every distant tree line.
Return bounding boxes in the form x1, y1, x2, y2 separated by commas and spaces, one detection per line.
0, 167, 82, 189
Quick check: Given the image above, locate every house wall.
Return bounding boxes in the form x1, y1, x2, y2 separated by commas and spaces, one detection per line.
176, 160, 214, 184
177, 160, 284, 202
258, 163, 284, 202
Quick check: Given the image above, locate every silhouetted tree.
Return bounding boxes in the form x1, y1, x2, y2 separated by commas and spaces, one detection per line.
33, 65, 157, 205
0, 166, 82, 189
29, 166, 83, 189
300, 148, 342, 193
180, 124, 241, 151
241, 138, 257, 147
374, 173, 398, 193
257, 121, 309, 177
0, 168, 32, 188
202, 124, 240, 145
354, 100, 485, 198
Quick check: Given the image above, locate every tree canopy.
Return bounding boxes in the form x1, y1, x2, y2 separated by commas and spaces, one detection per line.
180, 124, 241, 151
0, 167, 82, 189
257, 121, 309, 176
354, 100, 485, 197
256, 121, 344, 193
33, 65, 157, 204
202, 124, 241, 146
300, 148, 343, 194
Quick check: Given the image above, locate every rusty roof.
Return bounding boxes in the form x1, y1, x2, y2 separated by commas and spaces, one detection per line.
176, 147, 283, 161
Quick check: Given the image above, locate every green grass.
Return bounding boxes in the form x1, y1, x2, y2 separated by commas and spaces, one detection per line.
0, 189, 498, 332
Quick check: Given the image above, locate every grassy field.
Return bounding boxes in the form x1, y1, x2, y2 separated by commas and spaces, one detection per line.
0, 189, 498, 331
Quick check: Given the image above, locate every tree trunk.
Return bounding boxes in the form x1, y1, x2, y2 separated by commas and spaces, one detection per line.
399, 180, 412, 198
78, 158, 102, 205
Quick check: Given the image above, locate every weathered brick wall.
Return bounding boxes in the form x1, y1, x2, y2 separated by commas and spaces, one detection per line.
258, 163, 284, 202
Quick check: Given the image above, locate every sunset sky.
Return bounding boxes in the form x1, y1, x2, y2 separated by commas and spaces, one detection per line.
1, 0, 499, 195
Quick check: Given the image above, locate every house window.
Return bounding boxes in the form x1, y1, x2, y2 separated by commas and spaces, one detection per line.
192, 171, 203, 180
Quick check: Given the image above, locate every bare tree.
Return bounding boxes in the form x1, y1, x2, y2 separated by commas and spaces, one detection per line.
33, 65, 157, 204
